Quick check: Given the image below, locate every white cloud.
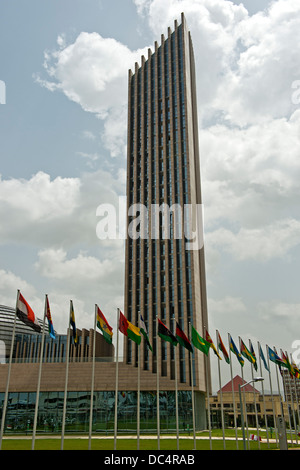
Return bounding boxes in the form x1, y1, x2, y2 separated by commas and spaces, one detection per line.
207, 218, 300, 261
0, 168, 125, 247
36, 32, 148, 157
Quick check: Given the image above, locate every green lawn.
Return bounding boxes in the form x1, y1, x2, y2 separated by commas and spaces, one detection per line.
2, 429, 298, 450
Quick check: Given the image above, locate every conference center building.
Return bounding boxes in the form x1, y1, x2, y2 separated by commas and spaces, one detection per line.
0, 14, 210, 436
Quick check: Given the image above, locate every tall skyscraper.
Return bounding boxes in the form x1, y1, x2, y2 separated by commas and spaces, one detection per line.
124, 13, 210, 393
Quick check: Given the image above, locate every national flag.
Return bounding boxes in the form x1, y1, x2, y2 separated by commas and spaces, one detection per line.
281, 350, 294, 377
140, 314, 152, 352
229, 335, 244, 367
176, 322, 193, 353
70, 301, 78, 345
157, 318, 178, 346
268, 346, 284, 366
191, 326, 210, 355
240, 338, 256, 366
119, 311, 141, 345
46, 296, 55, 339
206, 330, 222, 360
292, 362, 300, 379
16, 292, 41, 332
217, 331, 230, 364
249, 341, 258, 371
259, 344, 269, 372
96, 306, 113, 344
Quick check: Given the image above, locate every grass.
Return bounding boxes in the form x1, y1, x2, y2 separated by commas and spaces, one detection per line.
2, 428, 299, 450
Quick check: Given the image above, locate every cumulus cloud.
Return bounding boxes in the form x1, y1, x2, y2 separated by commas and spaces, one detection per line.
0, 168, 125, 247
36, 32, 148, 157
208, 218, 300, 261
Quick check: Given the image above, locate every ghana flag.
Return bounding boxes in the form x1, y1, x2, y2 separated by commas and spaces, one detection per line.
96, 306, 113, 344
119, 310, 141, 345
157, 318, 178, 346
176, 322, 193, 352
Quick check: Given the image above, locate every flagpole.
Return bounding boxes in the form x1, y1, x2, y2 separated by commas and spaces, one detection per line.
248, 340, 260, 448
239, 338, 250, 449
189, 323, 196, 450
173, 317, 179, 450
137, 311, 140, 451
216, 330, 225, 450
32, 294, 47, 450
204, 326, 212, 450
61, 300, 72, 450
88, 304, 97, 450
290, 353, 300, 436
156, 315, 160, 450
228, 334, 239, 449
265, 345, 278, 446
281, 350, 295, 445
0, 289, 19, 450
257, 341, 270, 448
114, 308, 120, 450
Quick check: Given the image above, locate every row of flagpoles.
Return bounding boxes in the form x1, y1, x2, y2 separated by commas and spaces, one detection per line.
0, 289, 299, 450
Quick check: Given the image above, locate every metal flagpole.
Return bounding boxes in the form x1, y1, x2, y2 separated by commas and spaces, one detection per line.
174, 317, 179, 451
257, 341, 270, 448
0, 289, 19, 450
249, 340, 260, 449
61, 300, 72, 450
228, 333, 239, 449
216, 330, 225, 450
137, 312, 140, 450
240, 361, 250, 449
156, 315, 160, 450
204, 326, 212, 450
266, 345, 278, 446
189, 323, 196, 450
88, 304, 97, 450
32, 294, 47, 450
114, 308, 120, 450
275, 346, 293, 445
290, 353, 300, 437
281, 350, 298, 444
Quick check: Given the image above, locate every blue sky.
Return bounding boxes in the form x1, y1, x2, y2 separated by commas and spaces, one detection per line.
1, 0, 300, 391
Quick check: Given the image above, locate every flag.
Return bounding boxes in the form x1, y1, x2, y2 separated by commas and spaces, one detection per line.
206, 330, 222, 360
119, 311, 141, 345
140, 314, 152, 352
176, 322, 193, 353
249, 341, 258, 371
157, 318, 178, 346
229, 335, 244, 366
240, 338, 256, 366
217, 331, 230, 364
46, 296, 55, 339
268, 346, 284, 366
191, 326, 210, 355
281, 350, 294, 377
70, 301, 78, 345
96, 306, 113, 344
16, 292, 41, 332
259, 344, 269, 372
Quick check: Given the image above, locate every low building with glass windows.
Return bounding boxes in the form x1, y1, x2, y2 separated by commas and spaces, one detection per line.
0, 305, 204, 435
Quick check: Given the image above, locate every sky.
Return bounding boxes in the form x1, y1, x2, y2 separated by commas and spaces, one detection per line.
1, 0, 300, 392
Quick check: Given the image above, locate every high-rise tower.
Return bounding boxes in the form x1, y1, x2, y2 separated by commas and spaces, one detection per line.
124, 14, 210, 393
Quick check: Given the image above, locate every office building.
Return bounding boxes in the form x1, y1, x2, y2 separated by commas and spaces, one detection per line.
124, 13, 209, 392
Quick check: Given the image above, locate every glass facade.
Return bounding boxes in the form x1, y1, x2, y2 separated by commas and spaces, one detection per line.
0, 390, 193, 435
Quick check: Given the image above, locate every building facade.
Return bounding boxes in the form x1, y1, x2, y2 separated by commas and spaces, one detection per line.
124, 13, 209, 393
